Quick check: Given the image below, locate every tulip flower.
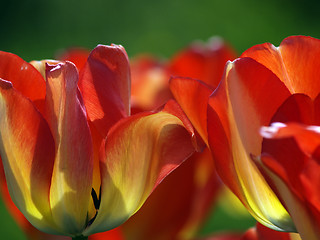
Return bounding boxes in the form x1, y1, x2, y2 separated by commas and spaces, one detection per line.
170, 36, 320, 236
0, 44, 196, 239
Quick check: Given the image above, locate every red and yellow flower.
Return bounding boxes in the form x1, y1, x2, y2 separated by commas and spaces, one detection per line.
0, 37, 235, 240
0, 44, 197, 238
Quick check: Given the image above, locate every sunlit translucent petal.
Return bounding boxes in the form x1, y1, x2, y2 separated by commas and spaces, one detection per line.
208, 59, 294, 231
79, 44, 131, 137
170, 77, 213, 145
45, 62, 93, 235
0, 79, 58, 234
84, 111, 194, 235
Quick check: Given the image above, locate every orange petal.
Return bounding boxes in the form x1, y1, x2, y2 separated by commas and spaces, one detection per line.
170, 77, 213, 145
79, 44, 131, 137
45, 62, 94, 234
208, 58, 293, 231
84, 111, 195, 235
242, 36, 320, 99
0, 51, 46, 113
0, 79, 57, 233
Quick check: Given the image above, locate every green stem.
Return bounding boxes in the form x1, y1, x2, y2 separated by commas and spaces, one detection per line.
72, 236, 88, 240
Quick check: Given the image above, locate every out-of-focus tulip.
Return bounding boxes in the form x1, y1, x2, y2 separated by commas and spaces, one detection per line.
0, 45, 196, 238
170, 36, 320, 237
130, 37, 237, 112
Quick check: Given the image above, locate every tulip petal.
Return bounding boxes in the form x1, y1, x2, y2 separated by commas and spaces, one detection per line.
0, 51, 46, 113
84, 111, 195, 235
0, 79, 58, 233
259, 123, 320, 239
258, 154, 318, 240
170, 77, 213, 145
122, 148, 218, 240
207, 58, 293, 231
45, 62, 94, 234
79, 44, 131, 137
242, 36, 320, 99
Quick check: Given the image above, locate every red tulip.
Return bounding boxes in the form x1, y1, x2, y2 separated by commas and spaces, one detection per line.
170, 36, 320, 238
0, 45, 196, 238
0, 37, 234, 240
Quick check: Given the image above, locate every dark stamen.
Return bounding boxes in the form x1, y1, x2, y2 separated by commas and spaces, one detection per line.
91, 188, 101, 210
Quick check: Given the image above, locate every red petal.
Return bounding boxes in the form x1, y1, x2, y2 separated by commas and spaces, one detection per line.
208, 58, 291, 196
260, 123, 320, 239
208, 58, 292, 231
79, 44, 131, 137
45, 62, 94, 233
0, 79, 56, 233
0, 51, 46, 113
170, 77, 213, 145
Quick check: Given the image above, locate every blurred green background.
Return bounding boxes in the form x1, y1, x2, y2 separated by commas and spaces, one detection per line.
0, 0, 319, 238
